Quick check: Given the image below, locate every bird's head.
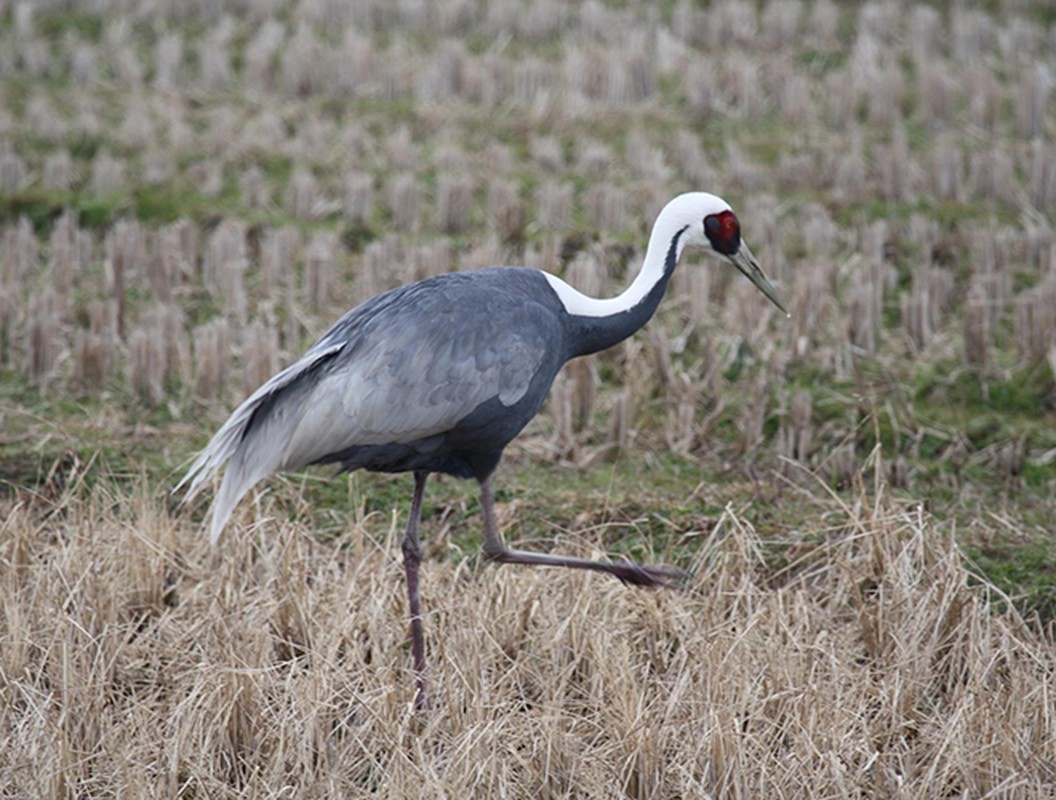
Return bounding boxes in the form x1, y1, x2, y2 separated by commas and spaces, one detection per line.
675, 192, 788, 315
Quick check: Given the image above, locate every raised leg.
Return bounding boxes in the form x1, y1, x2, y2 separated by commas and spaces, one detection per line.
478, 478, 686, 588
402, 471, 429, 709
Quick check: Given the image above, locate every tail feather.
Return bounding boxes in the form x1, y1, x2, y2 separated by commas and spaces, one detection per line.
208, 447, 274, 544
177, 343, 345, 543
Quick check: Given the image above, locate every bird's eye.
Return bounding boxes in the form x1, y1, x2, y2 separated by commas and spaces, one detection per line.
704, 211, 741, 256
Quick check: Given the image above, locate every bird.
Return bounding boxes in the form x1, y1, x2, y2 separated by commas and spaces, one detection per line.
178, 191, 787, 708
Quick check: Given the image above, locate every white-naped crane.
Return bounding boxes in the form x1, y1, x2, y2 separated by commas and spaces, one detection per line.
179, 191, 787, 708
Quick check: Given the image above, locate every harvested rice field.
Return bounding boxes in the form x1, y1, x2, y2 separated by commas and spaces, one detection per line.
1, 0, 1055, 796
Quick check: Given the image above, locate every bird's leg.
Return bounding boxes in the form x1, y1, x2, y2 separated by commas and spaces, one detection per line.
402, 471, 429, 710
478, 478, 686, 589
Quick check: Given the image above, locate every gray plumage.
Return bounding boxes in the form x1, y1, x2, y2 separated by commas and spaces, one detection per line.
179, 268, 563, 542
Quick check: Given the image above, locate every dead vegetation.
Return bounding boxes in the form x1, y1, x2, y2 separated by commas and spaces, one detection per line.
0, 462, 1053, 798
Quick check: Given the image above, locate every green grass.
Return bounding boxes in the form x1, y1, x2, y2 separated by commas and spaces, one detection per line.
36, 12, 104, 41
967, 539, 1056, 621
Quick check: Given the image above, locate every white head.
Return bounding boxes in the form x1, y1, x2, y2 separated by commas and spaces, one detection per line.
541, 191, 787, 318
662, 192, 787, 314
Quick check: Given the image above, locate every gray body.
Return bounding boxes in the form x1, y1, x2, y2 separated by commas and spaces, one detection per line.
298, 267, 567, 481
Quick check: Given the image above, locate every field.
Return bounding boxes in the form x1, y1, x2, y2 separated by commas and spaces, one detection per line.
1, 0, 1055, 796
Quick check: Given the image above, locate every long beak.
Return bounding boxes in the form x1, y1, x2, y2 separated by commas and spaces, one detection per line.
729, 241, 788, 316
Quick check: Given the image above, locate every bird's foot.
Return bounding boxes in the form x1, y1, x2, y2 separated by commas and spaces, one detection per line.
610, 561, 688, 589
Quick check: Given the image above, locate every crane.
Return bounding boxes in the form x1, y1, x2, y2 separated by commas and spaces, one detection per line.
179, 191, 787, 708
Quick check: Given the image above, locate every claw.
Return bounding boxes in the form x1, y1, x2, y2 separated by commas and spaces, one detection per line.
611, 561, 688, 589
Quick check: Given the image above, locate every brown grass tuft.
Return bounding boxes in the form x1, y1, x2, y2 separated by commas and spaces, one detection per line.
303, 231, 337, 314
241, 319, 279, 397
239, 164, 269, 210
259, 226, 300, 305
1017, 64, 1051, 139
487, 179, 526, 243
41, 149, 72, 190
72, 329, 108, 392
437, 174, 474, 235
24, 288, 64, 386
386, 172, 420, 232
90, 150, 126, 195
192, 318, 231, 402
963, 284, 991, 369
1013, 277, 1056, 364
286, 166, 319, 220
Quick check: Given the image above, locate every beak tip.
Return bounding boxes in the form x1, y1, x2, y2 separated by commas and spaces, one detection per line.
729, 245, 789, 316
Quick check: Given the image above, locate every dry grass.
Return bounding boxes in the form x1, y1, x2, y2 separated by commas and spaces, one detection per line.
1, 464, 1053, 798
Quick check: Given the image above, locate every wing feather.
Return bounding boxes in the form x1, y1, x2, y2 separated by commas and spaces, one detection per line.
179, 269, 556, 543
